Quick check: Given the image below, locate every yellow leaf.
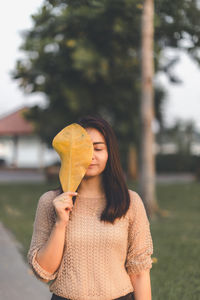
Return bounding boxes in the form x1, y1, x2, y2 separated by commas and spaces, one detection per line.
152, 257, 158, 264
136, 4, 143, 9
66, 39, 76, 48
52, 123, 93, 192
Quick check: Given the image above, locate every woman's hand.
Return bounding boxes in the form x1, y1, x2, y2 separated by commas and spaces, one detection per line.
34, 191, 78, 277
53, 191, 78, 225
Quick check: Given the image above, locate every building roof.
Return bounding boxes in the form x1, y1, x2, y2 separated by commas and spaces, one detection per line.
0, 107, 35, 136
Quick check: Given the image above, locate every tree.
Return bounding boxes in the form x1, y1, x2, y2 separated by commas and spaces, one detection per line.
157, 119, 196, 156
13, 0, 165, 174
139, 0, 159, 218
13, 0, 200, 182
155, 0, 200, 79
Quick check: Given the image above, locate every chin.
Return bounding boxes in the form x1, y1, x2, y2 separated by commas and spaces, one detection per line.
84, 171, 101, 178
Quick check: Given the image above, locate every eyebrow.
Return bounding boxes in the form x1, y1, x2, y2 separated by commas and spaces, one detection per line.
93, 142, 105, 145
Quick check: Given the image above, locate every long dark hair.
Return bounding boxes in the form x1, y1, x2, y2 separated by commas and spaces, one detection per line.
80, 114, 131, 224
55, 114, 131, 224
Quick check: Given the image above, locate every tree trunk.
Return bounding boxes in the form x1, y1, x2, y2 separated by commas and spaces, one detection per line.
127, 143, 138, 181
139, 0, 158, 218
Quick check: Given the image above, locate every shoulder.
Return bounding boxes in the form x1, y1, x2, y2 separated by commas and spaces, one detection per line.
128, 189, 143, 207
127, 189, 149, 223
37, 189, 60, 209
128, 189, 139, 199
34, 189, 60, 222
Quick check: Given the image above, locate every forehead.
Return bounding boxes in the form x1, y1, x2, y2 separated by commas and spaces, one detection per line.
85, 127, 106, 144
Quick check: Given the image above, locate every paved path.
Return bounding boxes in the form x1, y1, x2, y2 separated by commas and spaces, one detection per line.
0, 222, 51, 300
0, 170, 45, 183
0, 169, 196, 184
155, 173, 195, 183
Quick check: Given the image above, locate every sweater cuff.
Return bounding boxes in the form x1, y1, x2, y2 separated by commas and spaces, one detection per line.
126, 256, 153, 275
31, 249, 58, 281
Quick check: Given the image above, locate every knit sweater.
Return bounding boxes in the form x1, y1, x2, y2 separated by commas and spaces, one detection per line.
27, 189, 153, 300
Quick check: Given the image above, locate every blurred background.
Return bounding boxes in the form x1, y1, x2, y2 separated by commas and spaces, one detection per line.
0, 1, 200, 299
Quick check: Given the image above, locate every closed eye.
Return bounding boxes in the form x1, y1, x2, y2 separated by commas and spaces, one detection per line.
95, 149, 103, 151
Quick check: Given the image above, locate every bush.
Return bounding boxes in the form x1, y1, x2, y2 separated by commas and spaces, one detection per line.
156, 154, 200, 175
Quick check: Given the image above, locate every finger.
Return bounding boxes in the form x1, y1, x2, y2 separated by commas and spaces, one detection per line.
60, 192, 78, 201
65, 206, 73, 211
59, 200, 73, 209
58, 197, 73, 203
63, 191, 78, 195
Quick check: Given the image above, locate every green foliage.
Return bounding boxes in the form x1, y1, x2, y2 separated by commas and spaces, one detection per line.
155, 0, 200, 75
156, 119, 198, 155
13, 0, 200, 171
155, 120, 200, 174
13, 0, 146, 171
156, 154, 200, 174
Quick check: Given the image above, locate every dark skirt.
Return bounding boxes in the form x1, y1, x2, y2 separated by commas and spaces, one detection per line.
51, 291, 135, 300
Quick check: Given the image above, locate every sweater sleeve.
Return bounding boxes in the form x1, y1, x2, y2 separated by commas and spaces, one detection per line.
125, 191, 153, 275
27, 191, 58, 281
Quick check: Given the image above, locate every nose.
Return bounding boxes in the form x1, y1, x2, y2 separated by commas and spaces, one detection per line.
92, 150, 96, 161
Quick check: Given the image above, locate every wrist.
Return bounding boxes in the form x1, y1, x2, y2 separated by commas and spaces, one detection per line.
55, 220, 68, 229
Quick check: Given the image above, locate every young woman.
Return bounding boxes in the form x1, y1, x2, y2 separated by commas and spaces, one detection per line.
28, 115, 153, 300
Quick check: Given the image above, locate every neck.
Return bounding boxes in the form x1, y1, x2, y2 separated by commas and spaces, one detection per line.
77, 174, 105, 197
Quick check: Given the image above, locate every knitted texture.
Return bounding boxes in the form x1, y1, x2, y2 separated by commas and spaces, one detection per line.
27, 189, 153, 300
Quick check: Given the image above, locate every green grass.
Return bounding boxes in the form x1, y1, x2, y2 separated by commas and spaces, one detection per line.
149, 183, 200, 300
0, 181, 200, 299
0, 181, 59, 256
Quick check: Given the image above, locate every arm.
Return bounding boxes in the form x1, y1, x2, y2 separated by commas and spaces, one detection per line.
129, 270, 152, 300
125, 191, 153, 300
27, 191, 77, 282
35, 221, 67, 278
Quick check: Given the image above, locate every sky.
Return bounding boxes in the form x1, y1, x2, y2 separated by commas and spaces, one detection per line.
158, 49, 200, 130
1, 0, 200, 130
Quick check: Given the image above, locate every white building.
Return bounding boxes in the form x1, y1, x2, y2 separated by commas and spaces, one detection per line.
0, 107, 59, 168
